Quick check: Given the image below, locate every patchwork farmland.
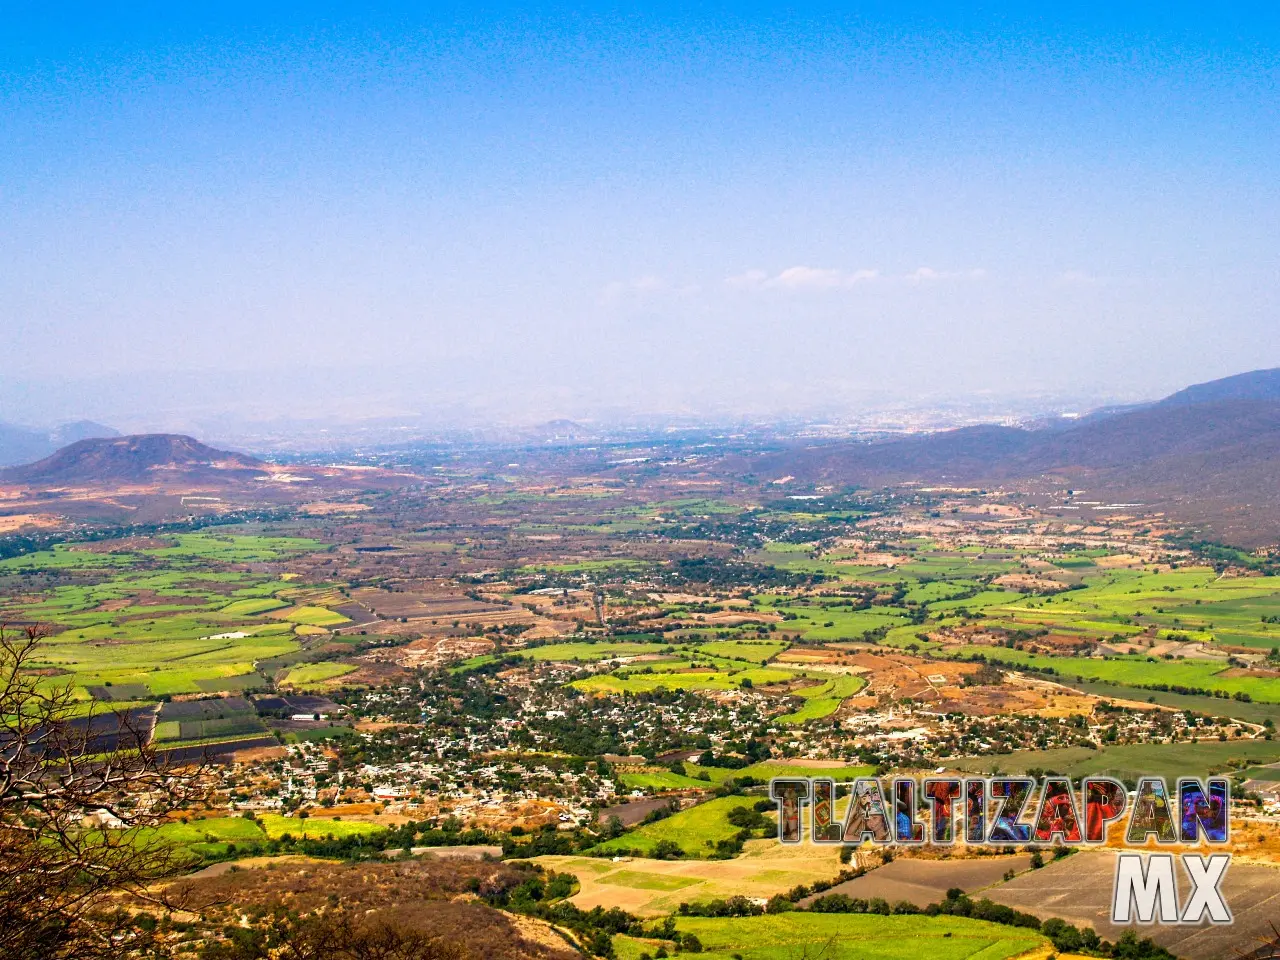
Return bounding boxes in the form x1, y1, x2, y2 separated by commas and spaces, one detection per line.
6, 435, 1280, 959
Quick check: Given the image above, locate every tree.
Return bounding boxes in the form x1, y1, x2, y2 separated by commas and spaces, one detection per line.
588, 929, 616, 959
651, 839, 683, 860
0, 625, 209, 960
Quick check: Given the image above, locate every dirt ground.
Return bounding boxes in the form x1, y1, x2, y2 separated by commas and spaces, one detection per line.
176, 854, 328, 882
788, 647, 1098, 717
597, 797, 682, 828
1107, 819, 1280, 868
798, 853, 1034, 907
298, 501, 372, 515
226, 744, 287, 763
987, 849, 1280, 960
382, 635, 495, 669
537, 838, 844, 916
0, 512, 62, 532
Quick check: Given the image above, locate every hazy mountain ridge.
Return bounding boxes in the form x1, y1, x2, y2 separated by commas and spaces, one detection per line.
1158, 368, 1280, 407
0, 420, 119, 467
7, 368, 1280, 544
751, 369, 1280, 547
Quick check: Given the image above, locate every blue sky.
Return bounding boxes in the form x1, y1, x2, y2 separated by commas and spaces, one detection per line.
3, 4, 1279, 426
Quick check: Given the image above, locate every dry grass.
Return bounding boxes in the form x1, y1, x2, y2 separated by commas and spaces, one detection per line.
170, 856, 576, 960
0, 513, 62, 532
536, 838, 844, 915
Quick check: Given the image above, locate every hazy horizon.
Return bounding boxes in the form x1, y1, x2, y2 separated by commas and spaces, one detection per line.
0, 360, 1174, 433
5, 6, 1280, 432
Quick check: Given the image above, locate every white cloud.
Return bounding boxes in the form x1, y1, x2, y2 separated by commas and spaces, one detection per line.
726, 265, 986, 291
725, 266, 879, 291
776, 266, 879, 288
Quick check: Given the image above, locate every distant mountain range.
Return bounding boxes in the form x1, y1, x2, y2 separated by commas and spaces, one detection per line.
0, 434, 264, 485
0, 420, 120, 467
748, 367, 1280, 548
1157, 367, 1280, 407
5, 368, 1280, 545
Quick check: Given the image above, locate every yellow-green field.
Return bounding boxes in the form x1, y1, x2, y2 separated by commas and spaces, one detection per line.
615, 912, 1048, 960
0, 533, 351, 701
270, 605, 351, 627
281, 661, 359, 689
591, 796, 760, 858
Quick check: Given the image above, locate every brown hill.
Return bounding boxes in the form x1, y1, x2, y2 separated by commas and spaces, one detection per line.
750, 398, 1280, 547
0, 434, 265, 486
172, 857, 575, 960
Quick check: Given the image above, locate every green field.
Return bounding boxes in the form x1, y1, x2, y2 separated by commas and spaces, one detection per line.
1058, 677, 1280, 725
616, 758, 876, 797
574, 670, 744, 695
273, 605, 351, 627
40, 625, 298, 698
777, 675, 867, 725
134, 815, 271, 861
929, 590, 1025, 615
571, 638, 820, 699
776, 696, 846, 724
281, 724, 357, 744
518, 558, 650, 573
0, 531, 342, 701
732, 761, 875, 782
945, 559, 1280, 675
761, 602, 912, 641
153, 816, 269, 845
449, 653, 502, 674
617, 769, 719, 790
282, 662, 358, 688
591, 797, 764, 858
615, 913, 1046, 960
219, 597, 290, 616
599, 870, 702, 892
0, 534, 324, 576
256, 814, 387, 841
948, 645, 1280, 703
950, 739, 1280, 782
694, 639, 788, 663
747, 554, 1280, 717
904, 580, 980, 603
524, 641, 669, 662
959, 566, 1280, 650
581, 653, 865, 722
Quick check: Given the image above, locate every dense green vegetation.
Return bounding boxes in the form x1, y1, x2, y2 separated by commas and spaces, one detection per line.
615, 912, 1047, 960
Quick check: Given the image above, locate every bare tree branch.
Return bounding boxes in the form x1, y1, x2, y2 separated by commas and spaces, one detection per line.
0, 623, 212, 960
